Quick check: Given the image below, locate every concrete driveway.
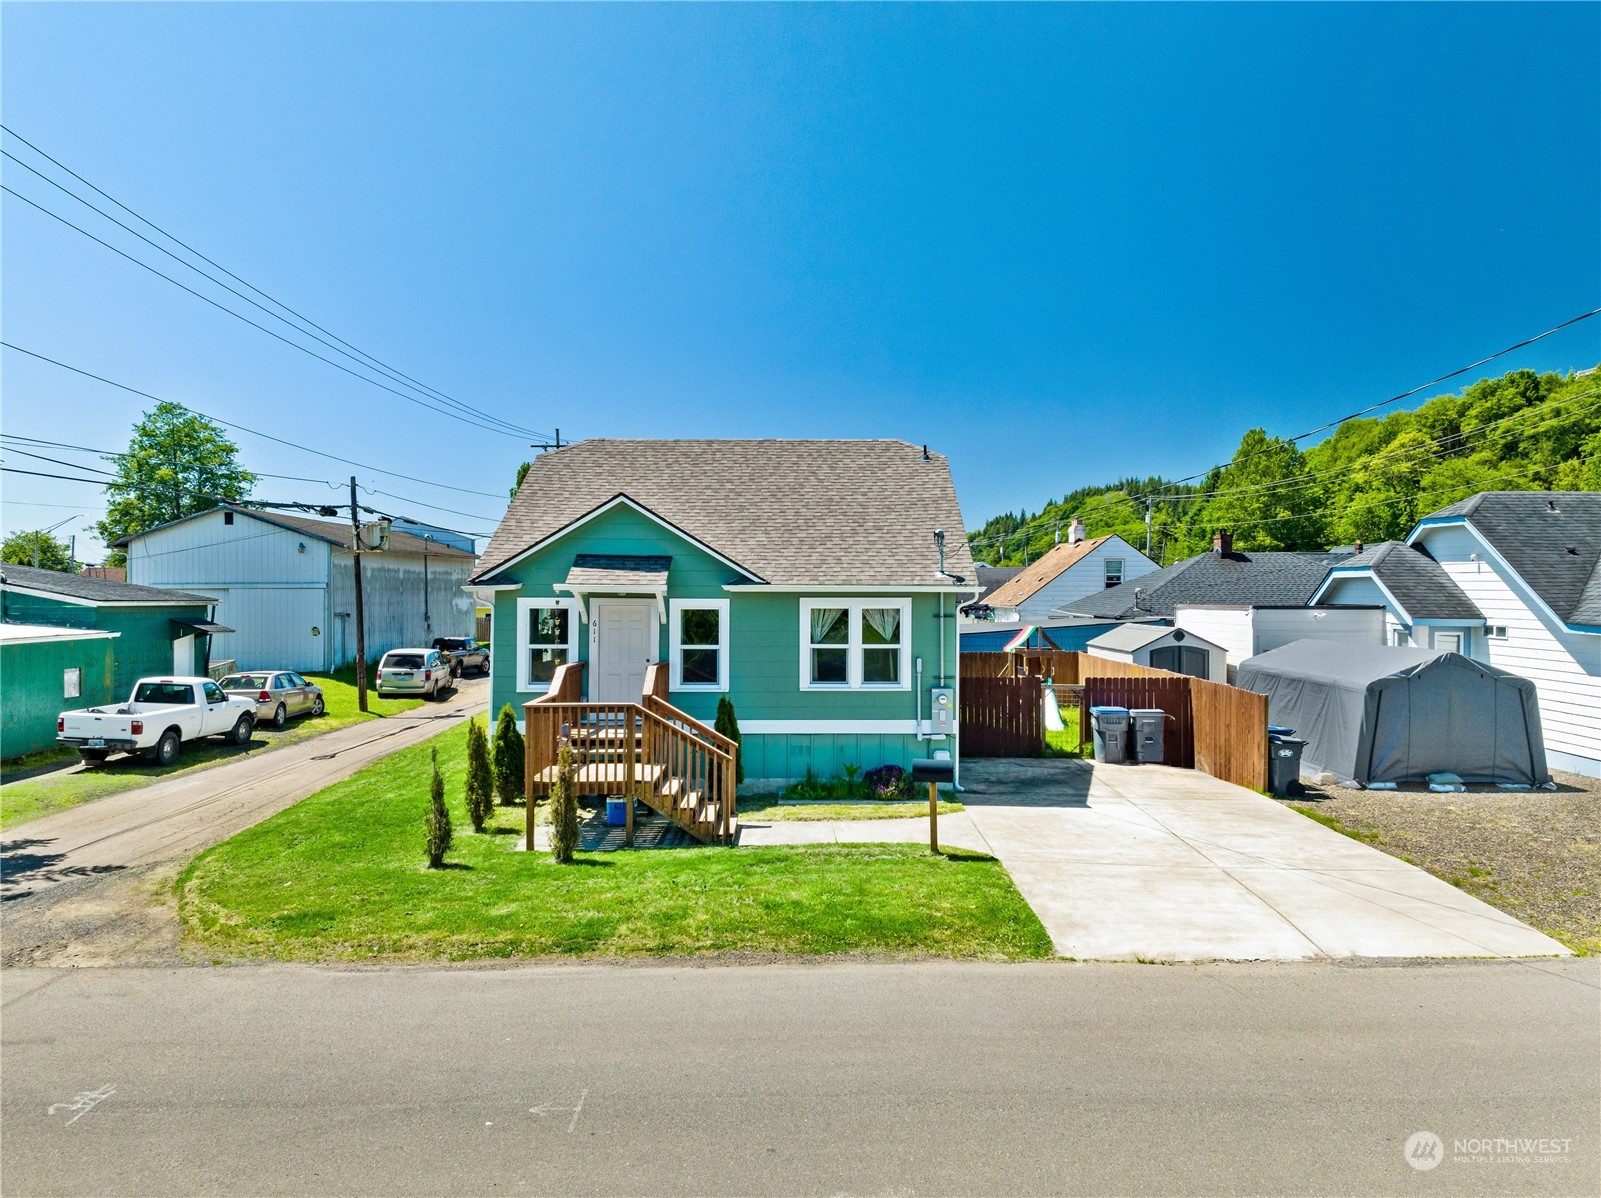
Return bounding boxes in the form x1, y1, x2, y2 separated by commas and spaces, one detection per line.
740, 758, 1571, 961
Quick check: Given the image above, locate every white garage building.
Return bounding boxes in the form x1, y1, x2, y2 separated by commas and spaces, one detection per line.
119, 505, 477, 673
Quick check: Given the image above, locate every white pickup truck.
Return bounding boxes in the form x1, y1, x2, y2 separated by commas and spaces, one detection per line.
58, 676, 257, 766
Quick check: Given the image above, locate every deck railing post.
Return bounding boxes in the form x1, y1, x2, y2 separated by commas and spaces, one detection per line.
624, 703, 636, 848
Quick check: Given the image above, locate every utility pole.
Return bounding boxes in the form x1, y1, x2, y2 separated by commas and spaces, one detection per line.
1144, 499, 1153, 557
350, 476, 369, 713
422, 534, 432, 632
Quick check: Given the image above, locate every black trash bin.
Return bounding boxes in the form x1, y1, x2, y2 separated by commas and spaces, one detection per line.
1269, 736, 1307, 796
1089, 706, 1130, 764
1129, 709, 1166, 764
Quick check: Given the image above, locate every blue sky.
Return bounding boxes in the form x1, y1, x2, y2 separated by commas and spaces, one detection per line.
3, 3, 1597, 559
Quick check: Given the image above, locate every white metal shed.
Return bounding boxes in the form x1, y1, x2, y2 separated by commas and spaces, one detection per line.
1086, 622, 1226, 682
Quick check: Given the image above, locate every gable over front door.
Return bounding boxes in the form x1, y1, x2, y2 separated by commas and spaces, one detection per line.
591, 599, 657, 702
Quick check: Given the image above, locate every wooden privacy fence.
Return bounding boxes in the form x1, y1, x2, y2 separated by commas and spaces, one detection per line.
958, 647, 1268, 789
961, 675, 1044, 756
1080, 676, 1196, 769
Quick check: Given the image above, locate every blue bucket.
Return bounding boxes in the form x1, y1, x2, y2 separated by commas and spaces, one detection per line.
605, 797, 629, 826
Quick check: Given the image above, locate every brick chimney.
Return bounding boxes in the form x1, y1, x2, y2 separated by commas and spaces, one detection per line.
1212, 530, 1233, 556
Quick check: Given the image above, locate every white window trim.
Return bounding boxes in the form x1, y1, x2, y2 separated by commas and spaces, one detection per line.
798, 598, 912, 692
668, 598, 729, 692
1104, 558, 1124, 586
515, 597, 580, 693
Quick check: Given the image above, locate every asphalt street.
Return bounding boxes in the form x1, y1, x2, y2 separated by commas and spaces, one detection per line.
2, 958, 1595, 1196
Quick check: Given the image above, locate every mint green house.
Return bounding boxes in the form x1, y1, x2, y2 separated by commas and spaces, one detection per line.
469, 440, 976, 793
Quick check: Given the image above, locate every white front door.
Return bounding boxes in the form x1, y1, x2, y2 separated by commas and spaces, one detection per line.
592, 601, 656, 702
173, 634, 195, 676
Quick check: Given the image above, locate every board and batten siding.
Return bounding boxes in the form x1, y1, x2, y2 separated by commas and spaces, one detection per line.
1014, 536, 1158, 622
327, 550, 475, 670
1419, 524, 1601, 776
125, 509, 334, 672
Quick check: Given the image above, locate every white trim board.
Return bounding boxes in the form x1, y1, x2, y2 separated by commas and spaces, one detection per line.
739, 720, 922, 735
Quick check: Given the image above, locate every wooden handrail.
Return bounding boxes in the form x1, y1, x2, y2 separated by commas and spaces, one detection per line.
643, 662, 670, 701
642, 694, 737, 755
530, 661, 586, 704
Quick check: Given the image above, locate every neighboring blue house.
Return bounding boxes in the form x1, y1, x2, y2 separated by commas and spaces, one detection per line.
468, 440, 976, 798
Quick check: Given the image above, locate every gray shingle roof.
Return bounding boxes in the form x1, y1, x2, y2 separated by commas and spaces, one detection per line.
1419, 491, 1601, 626
0, 563, 217, 605
1086, 622, 1212, 653
973, 565, 1023, 603
1054, 549, 1349, 619
1328, 541, 1482, 621
474, 440, 975, 588
565, 555, 672, 589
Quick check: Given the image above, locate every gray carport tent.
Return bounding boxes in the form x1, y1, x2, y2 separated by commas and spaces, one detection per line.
1236, 639, 1549, 787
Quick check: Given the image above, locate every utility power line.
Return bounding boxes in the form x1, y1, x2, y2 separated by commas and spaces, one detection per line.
1, 342, 509, 500
1, 126, 555, 442
0, 432, 345, 487
2, 184, 546, 441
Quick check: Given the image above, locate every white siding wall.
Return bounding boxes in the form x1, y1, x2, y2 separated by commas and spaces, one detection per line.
327, 550, 475, 666
1316, 576, 1411, 645
1420, 524, 1601, 775
1171, 607, 1255, 679
1019, 536, 1159, 622
1252, 607, 1385, 656
124, 510, 334, 671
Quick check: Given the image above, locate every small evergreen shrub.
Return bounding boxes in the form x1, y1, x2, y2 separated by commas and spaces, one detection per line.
714, 695, 744, 785
425, 746, 452, 868
464, 719, 493, 832
492, 704, 525, 805
549, 737, 579, 863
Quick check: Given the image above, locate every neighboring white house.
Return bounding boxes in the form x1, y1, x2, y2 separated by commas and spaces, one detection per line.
977, 535, 1159, 624
118, 505, 477, 672
1086, 622, 1226, 682
1173, 604, 1385, 681
1310, 540, 1485, 652
1401, 492, 1599, 778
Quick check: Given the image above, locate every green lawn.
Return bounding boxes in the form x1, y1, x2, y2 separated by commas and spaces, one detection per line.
180, 721, 1052, 962
1040, 705, 1084, 758
0, 671, 421, 830
739, 794, 964, 821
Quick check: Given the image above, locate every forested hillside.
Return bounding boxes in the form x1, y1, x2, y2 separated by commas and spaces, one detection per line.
968, 366, 1601, 567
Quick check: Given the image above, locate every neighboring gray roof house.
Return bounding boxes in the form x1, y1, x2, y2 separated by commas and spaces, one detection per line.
1310, 541, 1483, 623
0, 563, 216, 606
972, 565, 1023, 603
1053, 532, 1350, 620
1415, 491, 1601, 630
115, 505, 475, 560
473, 439, 976, 587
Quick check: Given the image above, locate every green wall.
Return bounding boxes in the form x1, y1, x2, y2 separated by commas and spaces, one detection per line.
1, 636, 118, 759
483, 502, 962, 787
0, 590, 212, 698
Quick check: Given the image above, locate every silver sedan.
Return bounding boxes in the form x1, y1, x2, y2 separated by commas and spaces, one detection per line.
215, 671, 326, 729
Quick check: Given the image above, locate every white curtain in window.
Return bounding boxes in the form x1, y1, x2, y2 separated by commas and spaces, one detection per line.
863, 607, 900, 643
811, 606, 846, 644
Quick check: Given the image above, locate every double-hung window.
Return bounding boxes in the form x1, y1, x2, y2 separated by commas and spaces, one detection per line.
517, 598, 578, 691
800, 600, 911, 690
669, 598, 729, 691
1104, 558, 1124, 588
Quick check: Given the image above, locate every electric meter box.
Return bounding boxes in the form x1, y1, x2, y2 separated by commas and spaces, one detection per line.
930, 687, 955, 735
359, 518, 392, 551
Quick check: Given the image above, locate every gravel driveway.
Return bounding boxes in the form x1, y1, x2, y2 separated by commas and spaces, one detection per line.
1285, 770, 1600, 954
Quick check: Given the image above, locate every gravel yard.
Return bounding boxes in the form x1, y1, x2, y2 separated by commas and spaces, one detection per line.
1284, 771, 1601, 954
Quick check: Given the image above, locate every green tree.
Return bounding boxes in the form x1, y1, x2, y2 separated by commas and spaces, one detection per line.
1187, 429, 1326, 552
511, 461, 532, 498
548, 736, 579, 863
492, 704, 525, 805
464, 719, 493, 832
425, 747, 452, 868
92, 402, 256, 566
714, 695, 744, 785
1, 529, 74, 572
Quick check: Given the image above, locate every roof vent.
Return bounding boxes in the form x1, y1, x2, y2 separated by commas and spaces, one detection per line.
921, 444, 931, 461
1547, 499, 1559, 512
1567, 546, 1580, 555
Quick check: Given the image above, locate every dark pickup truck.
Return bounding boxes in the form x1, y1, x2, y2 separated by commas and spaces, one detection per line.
432, 636, 490, 678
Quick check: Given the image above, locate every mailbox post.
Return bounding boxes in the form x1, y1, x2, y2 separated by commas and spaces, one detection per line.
910, 758, 955, 854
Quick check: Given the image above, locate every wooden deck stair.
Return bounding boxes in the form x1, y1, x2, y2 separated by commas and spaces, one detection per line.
523, 663, 738, 847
